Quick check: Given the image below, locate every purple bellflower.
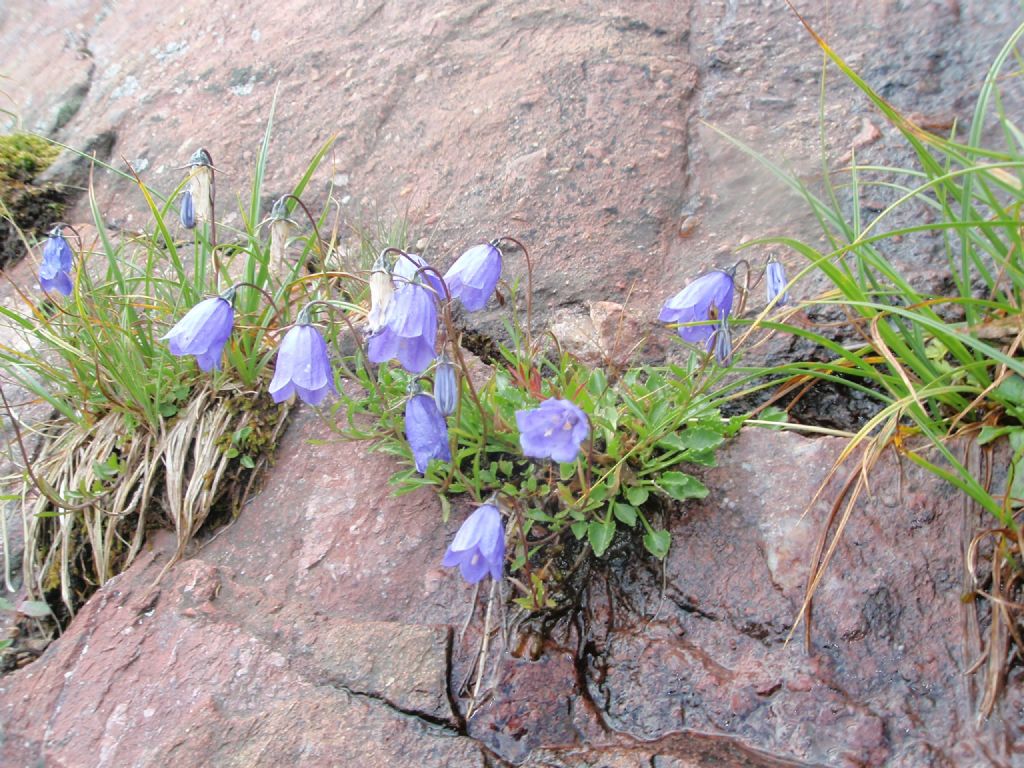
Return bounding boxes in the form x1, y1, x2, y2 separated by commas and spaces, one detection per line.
766, 256, 789, 306
405, 392, 451, 473
433, 354, 458, 416
180, 189, 196, 229
163, 295, 235, 372
367, 280, 438, 373
516, 398, 590, 464
39, 228, 74, 296
659, 269, 735, 346
392, 252, 445, 299
444, 243, 502, 311
442, 503, 505, 583
269, 323, 336, 406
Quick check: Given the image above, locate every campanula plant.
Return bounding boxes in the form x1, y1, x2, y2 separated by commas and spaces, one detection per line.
163, 292, 235, 372
404, 390, 451, 473
269, 317, 337, 406
515, 397, 590, 464
659, 268, 735, 346
442, 502, 505, 583
367, 278, 438, 373
38, 226, 74, 296
444, 242, 502, 311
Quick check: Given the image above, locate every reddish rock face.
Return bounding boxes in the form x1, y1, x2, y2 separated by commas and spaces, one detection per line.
2, 413, 1019, 766
2, 0, 1022, 765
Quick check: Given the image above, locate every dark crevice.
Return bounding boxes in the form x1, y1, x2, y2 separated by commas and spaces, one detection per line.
322, 678, 462, 736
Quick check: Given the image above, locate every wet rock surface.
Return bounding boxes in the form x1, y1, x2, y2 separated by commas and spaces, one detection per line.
1, 0, 1022, 766
2, 414, 1019, 766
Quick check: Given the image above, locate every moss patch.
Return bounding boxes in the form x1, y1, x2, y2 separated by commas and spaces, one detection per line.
0, 133, 66, 269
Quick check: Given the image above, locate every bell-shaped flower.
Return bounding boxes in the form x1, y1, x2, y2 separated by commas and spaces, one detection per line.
442, 503, 505, 583
433, 354, 458, 416
405, 392, 451, 473
269, 323, 336, 406
393, 252, 445, 299
180, 189, 196, 229
162, 295, 235, 372
444, 243, 502, 311
367, 280, 437, 373
659, 270, 735, 345
39, 227, 73, 296
766, 256, 789, 306
515, 397, 590, 464
367, 253, 395, 333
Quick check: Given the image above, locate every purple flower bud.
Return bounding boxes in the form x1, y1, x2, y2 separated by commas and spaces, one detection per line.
39, 228, 73, 296
367, 281, 438, 373
269, 323, 336, 406
393, 252, 445, 299
405, 392, 451, 473
442, 503, 505, 583
180, 189, 196, 229
710, 314, 732, 366
367, 254, 395, 333
659, 270, 735, 344
162, 296, 234, 372
766, 257, 789, 306
444, 243, 502, 311
515, 398, 590, 464
434, 355, 458, 416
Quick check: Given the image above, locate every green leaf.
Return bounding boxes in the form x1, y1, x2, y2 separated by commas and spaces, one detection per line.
240, 454, 256, 469
158, 402, 179, 418
625, 486, 649, 506
657, 471, 709, 501
559, 462, 576, 482
613, 503, 637, 527
570, 520, 588, 539
19, 600, 52, 618
588, 518, 616, 557
978, 425, 1017, 445
759, 406, 789, 426
0, 596, 14, 611
438, 493, 451, 523
643, 530, 671, 559
0, 638, 11, 651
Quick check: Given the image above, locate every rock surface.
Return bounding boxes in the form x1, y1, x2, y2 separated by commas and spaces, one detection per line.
1, 0, 1022, 766
1, 414, 1020, 766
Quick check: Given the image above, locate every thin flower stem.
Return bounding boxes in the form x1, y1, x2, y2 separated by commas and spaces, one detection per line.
494, 236, 534, 359
466, 577, 498, 720
282, 194, 328, 274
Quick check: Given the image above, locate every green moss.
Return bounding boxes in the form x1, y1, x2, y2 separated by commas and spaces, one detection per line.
0, 133, 59, 189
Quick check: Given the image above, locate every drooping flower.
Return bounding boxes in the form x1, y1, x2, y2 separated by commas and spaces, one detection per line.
765, 256, 789, 306
405, 392, 451, 473
515, 397, 590, 464
442, 503, 505, 583
163, 295, 235, 371
269, 323, 336, 406
392, 252, 445, 299
180, 189, 196, 229
444, 243, 502, 311
433, 354, 458, 416
39, 227, 74, 296
659, 269, 735, 345
367, 280, 437, 373
367, 253, 395, 333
